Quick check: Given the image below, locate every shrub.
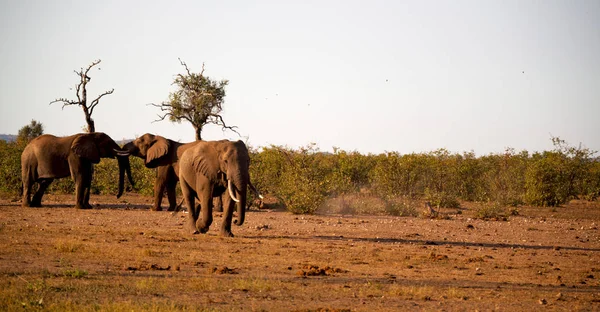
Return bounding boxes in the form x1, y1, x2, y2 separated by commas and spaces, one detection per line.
524, 151, 570, 206
384, 199, 419, 217
475, 202, 508, 220
0, 140, 23, 196
480, 149, 528, 205
424, 189, 460, 209
2, 133, 598, 214
276, 145, 328, 214
580, 160, 600, 201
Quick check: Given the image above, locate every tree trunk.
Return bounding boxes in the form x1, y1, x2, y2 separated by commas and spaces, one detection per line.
86, 117, 95, 133
82, 102, 95, 133
194, 125, 202, 141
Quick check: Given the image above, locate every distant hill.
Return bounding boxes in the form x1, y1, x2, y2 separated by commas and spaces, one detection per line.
0, 134, 16, 142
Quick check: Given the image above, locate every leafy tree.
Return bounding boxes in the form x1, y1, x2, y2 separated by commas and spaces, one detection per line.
17, 120, 44, 145
152, 59, 237, 140
50, 59, 114, 133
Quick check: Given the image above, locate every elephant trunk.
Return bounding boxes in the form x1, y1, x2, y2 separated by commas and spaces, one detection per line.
116, 155, 134, 198
115, 141, 135, 199
122, 141, 139, 156
230, 171, 248, 226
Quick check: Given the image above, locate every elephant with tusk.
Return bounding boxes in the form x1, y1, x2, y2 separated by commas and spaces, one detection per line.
178, 139, 253, 237
21, 132, 134, 209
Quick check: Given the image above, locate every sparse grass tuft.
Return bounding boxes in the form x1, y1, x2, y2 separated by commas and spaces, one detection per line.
54, 240, 83, 253
387, 285, 436, 300
474, 202, 508, 221
63, 268, 88, 278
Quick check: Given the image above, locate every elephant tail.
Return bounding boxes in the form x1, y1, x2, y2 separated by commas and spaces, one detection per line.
170, 198, 186, 217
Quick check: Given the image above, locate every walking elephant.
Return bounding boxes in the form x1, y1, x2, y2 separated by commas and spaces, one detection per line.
122, 133, 261, 212
21, 132, 134, 209
178, 140, 251, 237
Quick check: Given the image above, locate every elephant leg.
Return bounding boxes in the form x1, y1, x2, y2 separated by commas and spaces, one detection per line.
196, 189, 213, 234
220, 195, 235, 237
152, 175, 167, 211
31, 179, 53, 207
213, 196, 223, 212
166, 177, 178, 212
74, 176, 88, 209
22, 176, 34, 208
180, 179, 199, 234
83, 181, 93, 209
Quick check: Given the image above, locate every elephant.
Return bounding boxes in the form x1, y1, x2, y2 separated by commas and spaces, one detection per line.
121, 133, 202, 211
21, 132, 134, 209
122, 133, 262, 212
178, 140, 251, 237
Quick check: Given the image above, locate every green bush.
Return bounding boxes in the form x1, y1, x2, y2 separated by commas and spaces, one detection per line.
384, 198, 419, 217
275, 145, 329, 214
479, 149, 528, 205
424, 189, 461, 209
2, 135, 598, 213
0, 140, 23, 196
474, 202, 508, 220
524, 151, 570, 206
580, 160, 600, 201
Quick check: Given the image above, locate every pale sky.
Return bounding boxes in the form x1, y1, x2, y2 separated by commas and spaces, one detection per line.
1, 0, 599, 155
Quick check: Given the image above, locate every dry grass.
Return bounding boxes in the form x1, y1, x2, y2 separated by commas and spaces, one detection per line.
0, 194, 599, 311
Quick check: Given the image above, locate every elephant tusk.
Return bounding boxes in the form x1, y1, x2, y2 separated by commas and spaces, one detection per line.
228, 180, 240, 203
249, 181, 264, 199
113, 149, 130, 156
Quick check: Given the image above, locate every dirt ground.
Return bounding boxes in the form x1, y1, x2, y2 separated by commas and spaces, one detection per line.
1, 193, 599, 311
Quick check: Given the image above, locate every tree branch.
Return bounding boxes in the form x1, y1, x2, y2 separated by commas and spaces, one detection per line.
84, 59, 101, 77
149, 102, 192, 124
211, 114, 240, 136
49, 98, 80, 110
89, 88, 114, 115
178, 58, 193, 77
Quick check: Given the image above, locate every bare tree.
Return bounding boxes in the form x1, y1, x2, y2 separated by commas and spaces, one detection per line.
151, 58, 238, 140
50, 59, 114, 133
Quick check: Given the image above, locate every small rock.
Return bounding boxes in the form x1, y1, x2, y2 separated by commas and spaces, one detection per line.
539, 298, 547, 305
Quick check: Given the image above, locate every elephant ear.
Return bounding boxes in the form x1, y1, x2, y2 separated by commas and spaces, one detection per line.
72, 134, 100, 164
191, 143, 219, 181
145, 137, 170, 168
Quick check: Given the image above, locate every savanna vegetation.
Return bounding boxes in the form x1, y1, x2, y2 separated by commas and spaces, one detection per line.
2, 135, 598, 217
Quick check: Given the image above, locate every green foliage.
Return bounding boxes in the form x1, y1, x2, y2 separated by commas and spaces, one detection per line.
480, 149, 528, 205
424, 189, 460, 209
155, 59, 232, 140
384, 199, 419, 217
524, 151, 570, 206
91, 157, 155, 196
0, 140, 23, 196
17, 120, 44, 145
580, 160, 600, 201
63, 269, 88, 279
524, 138, 597, 206
1, 133, 598, 212
274, 144, 329, 214
474, 202, 508, 220
128, 157, 157, 196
